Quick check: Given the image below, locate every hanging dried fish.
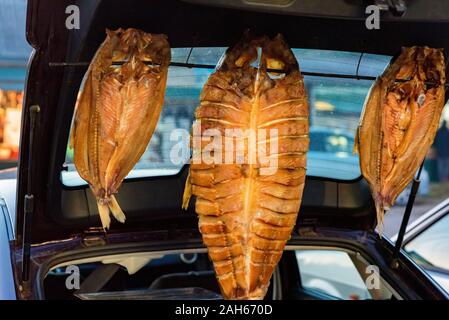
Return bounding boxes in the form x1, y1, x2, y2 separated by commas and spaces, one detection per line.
70, 28, 170, 230
355, 46, 446, 229
183, 34, 309, 299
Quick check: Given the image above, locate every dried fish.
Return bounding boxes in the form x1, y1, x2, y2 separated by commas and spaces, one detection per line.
70, 28, 170, 229
183, 34, 309, 299
355, 46, 446, 229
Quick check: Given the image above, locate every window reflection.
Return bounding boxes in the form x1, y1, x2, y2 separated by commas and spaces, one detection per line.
405, 214, 449, 271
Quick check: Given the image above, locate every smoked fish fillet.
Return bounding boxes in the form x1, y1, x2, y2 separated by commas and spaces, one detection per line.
183, 34, 309, 299
70, 28, 170, 230
355, 46, 446, 229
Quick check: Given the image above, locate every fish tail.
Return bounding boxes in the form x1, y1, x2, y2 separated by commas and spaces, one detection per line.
109, 195, 126, 223
97, 202, 111, 230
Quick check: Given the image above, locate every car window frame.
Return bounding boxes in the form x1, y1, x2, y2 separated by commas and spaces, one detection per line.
287, 245, 401, 300
402, 211, 449, 275
36, 236, 449, 300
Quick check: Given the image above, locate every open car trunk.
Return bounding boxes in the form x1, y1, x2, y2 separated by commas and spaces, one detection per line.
38, 243, 398, 300
17, 0, 449, 243
10, 0, 449, 300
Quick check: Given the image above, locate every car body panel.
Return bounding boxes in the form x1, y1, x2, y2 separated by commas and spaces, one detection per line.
0, 218, 16, 299
0, 177, 17, 235
0, 181, 17, 299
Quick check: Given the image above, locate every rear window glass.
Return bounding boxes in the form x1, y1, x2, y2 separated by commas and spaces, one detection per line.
62, 48, 392, 186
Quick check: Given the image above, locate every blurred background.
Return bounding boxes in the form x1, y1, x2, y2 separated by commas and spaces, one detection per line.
0, 0, 30, 169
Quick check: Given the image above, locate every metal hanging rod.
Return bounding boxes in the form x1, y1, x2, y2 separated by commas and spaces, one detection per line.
48, 60, 447, 87
48, 61, 215, 69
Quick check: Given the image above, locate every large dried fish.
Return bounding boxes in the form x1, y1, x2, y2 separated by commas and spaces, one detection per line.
183, 34, 309, 299
70, 28, 170, 229
355, 46, 446, 228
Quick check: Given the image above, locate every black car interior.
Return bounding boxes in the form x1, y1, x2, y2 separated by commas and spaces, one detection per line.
44, 252, 278, 300
43, 249, 386, 300
43, 250, 341, 300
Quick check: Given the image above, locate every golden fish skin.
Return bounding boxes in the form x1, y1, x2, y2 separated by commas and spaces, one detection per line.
70, 28, 170, 229
183, 34, 309, 300
355, 46, 446, 229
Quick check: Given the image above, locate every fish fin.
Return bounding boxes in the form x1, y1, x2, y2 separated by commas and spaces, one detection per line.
69, 104, 77, 150
105, 68, 169, 191
109, 195, 126, 223
182, 173, 192, 210
97, 202, 111, 230
72, 73, 95, 183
